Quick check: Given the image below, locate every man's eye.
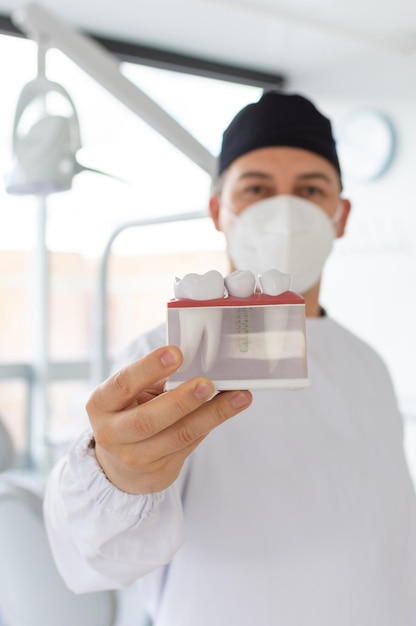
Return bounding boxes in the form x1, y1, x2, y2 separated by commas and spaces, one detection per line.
245, 185, 267, 195
300, 186, 323, 197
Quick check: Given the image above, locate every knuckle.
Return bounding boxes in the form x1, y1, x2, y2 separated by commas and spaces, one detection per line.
120, 447, 141, 472
130, 410, 154, 439
176, 422, 197, 447
168, 392, 191, 419
111, 369, 132, 396
210, 401, 230, 427
92, 423, 114, 449
85, 398, 94, 418
85, 391, 100, 418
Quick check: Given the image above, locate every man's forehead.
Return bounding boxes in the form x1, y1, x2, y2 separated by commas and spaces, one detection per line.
226, 147, 341, 185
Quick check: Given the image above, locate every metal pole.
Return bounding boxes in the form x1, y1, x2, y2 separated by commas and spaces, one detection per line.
92, 210, 208, 385
28, 194, 49, 472
28, 41, 50, 473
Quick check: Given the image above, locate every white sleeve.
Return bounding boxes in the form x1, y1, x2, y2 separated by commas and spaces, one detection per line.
43, 429, 185, 594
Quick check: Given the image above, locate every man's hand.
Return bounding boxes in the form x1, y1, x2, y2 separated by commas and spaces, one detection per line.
87, 346, 252, 494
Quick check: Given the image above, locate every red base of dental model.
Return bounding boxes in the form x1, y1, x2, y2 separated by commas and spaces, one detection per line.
168, 291, 304, 308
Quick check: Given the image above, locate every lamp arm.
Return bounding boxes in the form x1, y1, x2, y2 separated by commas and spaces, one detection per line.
12, 3, 217, 177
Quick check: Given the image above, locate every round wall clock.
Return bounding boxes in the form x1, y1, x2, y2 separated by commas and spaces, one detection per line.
336, 108, 396, 183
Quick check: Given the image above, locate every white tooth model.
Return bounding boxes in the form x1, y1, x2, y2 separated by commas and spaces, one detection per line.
167, 269, 310, 391
224, 270, 256, 298
258, 269, 292, 373
173, 270, 224, 372
225, 270, 256, 354
258, 269, 292, 296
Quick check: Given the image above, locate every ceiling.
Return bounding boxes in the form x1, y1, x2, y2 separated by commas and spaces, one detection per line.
0, 0, 415, 100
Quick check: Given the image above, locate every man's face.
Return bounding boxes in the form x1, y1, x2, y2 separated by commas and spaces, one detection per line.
210, 146, 349, 238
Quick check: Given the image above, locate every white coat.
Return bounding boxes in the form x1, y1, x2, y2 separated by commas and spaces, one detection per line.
44, 317, 416, 625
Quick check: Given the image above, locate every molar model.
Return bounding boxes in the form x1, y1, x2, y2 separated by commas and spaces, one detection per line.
166, 269, 310, 391
173, 270, 225, 372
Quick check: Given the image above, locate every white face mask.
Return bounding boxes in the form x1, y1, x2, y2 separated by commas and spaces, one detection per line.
222, 195, 340, 294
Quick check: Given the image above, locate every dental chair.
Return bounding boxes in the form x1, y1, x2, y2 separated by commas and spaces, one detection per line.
0, 416, 15, 472
0, 476, 117, 626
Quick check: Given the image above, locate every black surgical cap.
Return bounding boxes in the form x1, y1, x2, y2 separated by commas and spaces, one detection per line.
218, 91, 342, 185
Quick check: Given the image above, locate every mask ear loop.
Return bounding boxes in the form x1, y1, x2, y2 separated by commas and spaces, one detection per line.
218, 204, 237, 232
331, 202, 344, 234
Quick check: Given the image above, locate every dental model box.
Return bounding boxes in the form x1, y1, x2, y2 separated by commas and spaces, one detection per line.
165, 269, 310, 391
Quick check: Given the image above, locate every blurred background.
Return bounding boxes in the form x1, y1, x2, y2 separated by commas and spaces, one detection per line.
0, 0, 415, 481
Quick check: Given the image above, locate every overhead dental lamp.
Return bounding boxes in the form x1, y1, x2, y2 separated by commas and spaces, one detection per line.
9, 3, 216, 185
6, 74, 82, 195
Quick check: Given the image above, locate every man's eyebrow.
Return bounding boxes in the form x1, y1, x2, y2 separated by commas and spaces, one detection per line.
237, 171, 274, 180
236, 171, 335, 183
297, 172, 333, 183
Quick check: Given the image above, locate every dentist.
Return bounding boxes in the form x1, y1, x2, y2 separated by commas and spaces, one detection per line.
44, 92, 416, 626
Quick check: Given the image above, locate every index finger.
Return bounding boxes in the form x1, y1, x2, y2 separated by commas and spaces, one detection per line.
88, 346, 183, 414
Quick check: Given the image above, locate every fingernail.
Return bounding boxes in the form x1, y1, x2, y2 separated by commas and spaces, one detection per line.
231, 391, 251, 409
160, 349, 178, 367
194, 381, 214, 401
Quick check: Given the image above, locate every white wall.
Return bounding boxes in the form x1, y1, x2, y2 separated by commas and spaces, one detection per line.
290, 43, 416, 424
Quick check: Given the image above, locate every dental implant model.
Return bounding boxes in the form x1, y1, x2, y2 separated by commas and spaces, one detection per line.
165, 269, 310, 390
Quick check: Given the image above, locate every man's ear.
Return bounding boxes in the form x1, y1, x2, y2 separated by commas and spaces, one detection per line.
209, 194, 222, 232
336, 198, 352, 238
